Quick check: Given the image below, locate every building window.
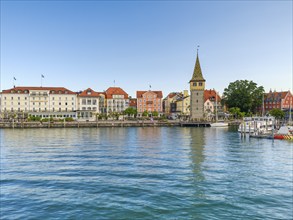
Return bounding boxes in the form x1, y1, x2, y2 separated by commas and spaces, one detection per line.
87, 99, 91, 105
65, 102, 68, 105
11, 97, 13, 100
52, 97, 55, 100
18, 97, 20, 100
82, 99, 86, 105
59, 102, 61, 105
18, 102, 20, 105
33, 102, 35, 105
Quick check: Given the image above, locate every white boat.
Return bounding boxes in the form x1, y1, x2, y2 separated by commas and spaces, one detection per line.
238, 116, 275, 133
210, 121, 228, 127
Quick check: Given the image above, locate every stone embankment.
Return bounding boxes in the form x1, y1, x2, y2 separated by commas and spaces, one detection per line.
0, 120, 241, 129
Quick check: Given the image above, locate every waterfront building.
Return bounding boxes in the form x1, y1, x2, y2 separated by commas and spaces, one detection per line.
174, 90, 190, 116
204, 89, 223, 116
77, 88, 106, 121
129, 98, 137, 110
163, 92, 182, 115
263, 90, 292, 112
189, 51, 206, 120
136, 90, 163, 115
163, 90, 190, 117
105, 87, 129, 114
0, 86, 77, 119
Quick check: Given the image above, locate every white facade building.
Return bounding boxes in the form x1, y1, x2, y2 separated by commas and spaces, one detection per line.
0, 86, 77, 118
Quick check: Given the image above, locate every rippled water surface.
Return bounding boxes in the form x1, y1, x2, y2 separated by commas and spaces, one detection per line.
1, 127, 292, 219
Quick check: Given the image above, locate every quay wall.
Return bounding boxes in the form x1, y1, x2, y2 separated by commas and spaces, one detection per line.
0, 120, 241, 129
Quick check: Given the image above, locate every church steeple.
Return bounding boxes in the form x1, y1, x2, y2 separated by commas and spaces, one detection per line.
190, 51, 205, 82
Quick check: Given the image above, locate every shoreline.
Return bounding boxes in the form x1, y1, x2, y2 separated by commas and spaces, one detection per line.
0, 120, 240, 129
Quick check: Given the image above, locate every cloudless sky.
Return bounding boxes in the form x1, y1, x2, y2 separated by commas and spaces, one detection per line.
1, 1, 292, 97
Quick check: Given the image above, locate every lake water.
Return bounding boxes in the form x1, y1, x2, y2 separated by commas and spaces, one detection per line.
0, 127, 292, 219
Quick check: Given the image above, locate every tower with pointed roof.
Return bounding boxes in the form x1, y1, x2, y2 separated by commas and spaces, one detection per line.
189, 50, 206, 120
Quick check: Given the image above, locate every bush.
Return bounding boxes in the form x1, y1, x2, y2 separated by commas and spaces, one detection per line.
65, 117, 74, 122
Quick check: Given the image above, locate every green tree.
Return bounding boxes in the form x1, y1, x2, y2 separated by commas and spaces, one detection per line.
223, 80, 264, 113
123, 107, 137, 116
228, 107, 245, 119
142, 110, 148, 117
269, 108, 285, 120
152, 111, 159, 117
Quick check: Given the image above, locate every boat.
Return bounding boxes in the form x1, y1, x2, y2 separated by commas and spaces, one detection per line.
238, 116, 275, 133
210, 121, 229, 127
274, 125, 293, 140
210, 90, 228, 127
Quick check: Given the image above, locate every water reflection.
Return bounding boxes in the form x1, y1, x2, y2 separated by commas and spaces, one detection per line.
188, 128, 206, 198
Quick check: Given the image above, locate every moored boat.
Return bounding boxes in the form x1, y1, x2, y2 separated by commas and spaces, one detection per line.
274, 125, 293, 140
238, 116, 275, 133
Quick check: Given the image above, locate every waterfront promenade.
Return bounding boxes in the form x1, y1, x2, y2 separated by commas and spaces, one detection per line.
0, 120, 241, 129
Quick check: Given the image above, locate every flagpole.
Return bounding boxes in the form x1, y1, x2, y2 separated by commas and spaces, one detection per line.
41, 75, 42, 87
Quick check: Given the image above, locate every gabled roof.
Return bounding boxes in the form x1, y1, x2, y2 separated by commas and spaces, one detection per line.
264, 91, 291, 102
136, 90, 163, 98
129, 98, 137, 107
105, 87, 128, 99
1, 86, 76, 94
204, 89, 221, 102
78, 88, 102, 97
190, 52, 205, 82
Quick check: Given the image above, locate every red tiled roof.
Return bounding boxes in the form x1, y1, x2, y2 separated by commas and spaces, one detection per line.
1, 86, 76, 94
105, 87, 128, 99
78, 88, 101, 97
129, 98, 137, 107
204, 89, 221, 102
265, 91, 291, 101
136, 91, 163, 98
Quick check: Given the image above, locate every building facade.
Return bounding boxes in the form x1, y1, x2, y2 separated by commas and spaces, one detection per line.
189, 52, 206, 120
0, 86, 77, 118
264, 90, 292, 111
105, 87, 129, 113
77, 88, 106, 120
136, 90, 163, 114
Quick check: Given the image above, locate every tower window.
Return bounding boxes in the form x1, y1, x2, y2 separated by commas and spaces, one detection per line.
199, 82, 203, 86
193, 82, 197, 86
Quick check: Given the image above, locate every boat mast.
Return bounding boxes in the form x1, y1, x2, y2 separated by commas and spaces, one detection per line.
215, 90, 218, 122
262, 93, 265, 117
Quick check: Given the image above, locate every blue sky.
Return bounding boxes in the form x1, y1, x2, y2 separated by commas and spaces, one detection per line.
1, 1, 292, 97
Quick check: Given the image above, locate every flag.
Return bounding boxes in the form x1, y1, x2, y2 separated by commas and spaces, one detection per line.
13, 77, 16, 80
149, 85, 151, 89
41, 74, 45, 78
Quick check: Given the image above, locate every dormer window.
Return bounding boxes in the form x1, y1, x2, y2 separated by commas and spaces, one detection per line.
24, 90, 28, 93
87, 91, 91, 95
59, 91, 62, 94
52, 90, 55, 94
65, 91, 68, 94
18, 90, 21, 93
